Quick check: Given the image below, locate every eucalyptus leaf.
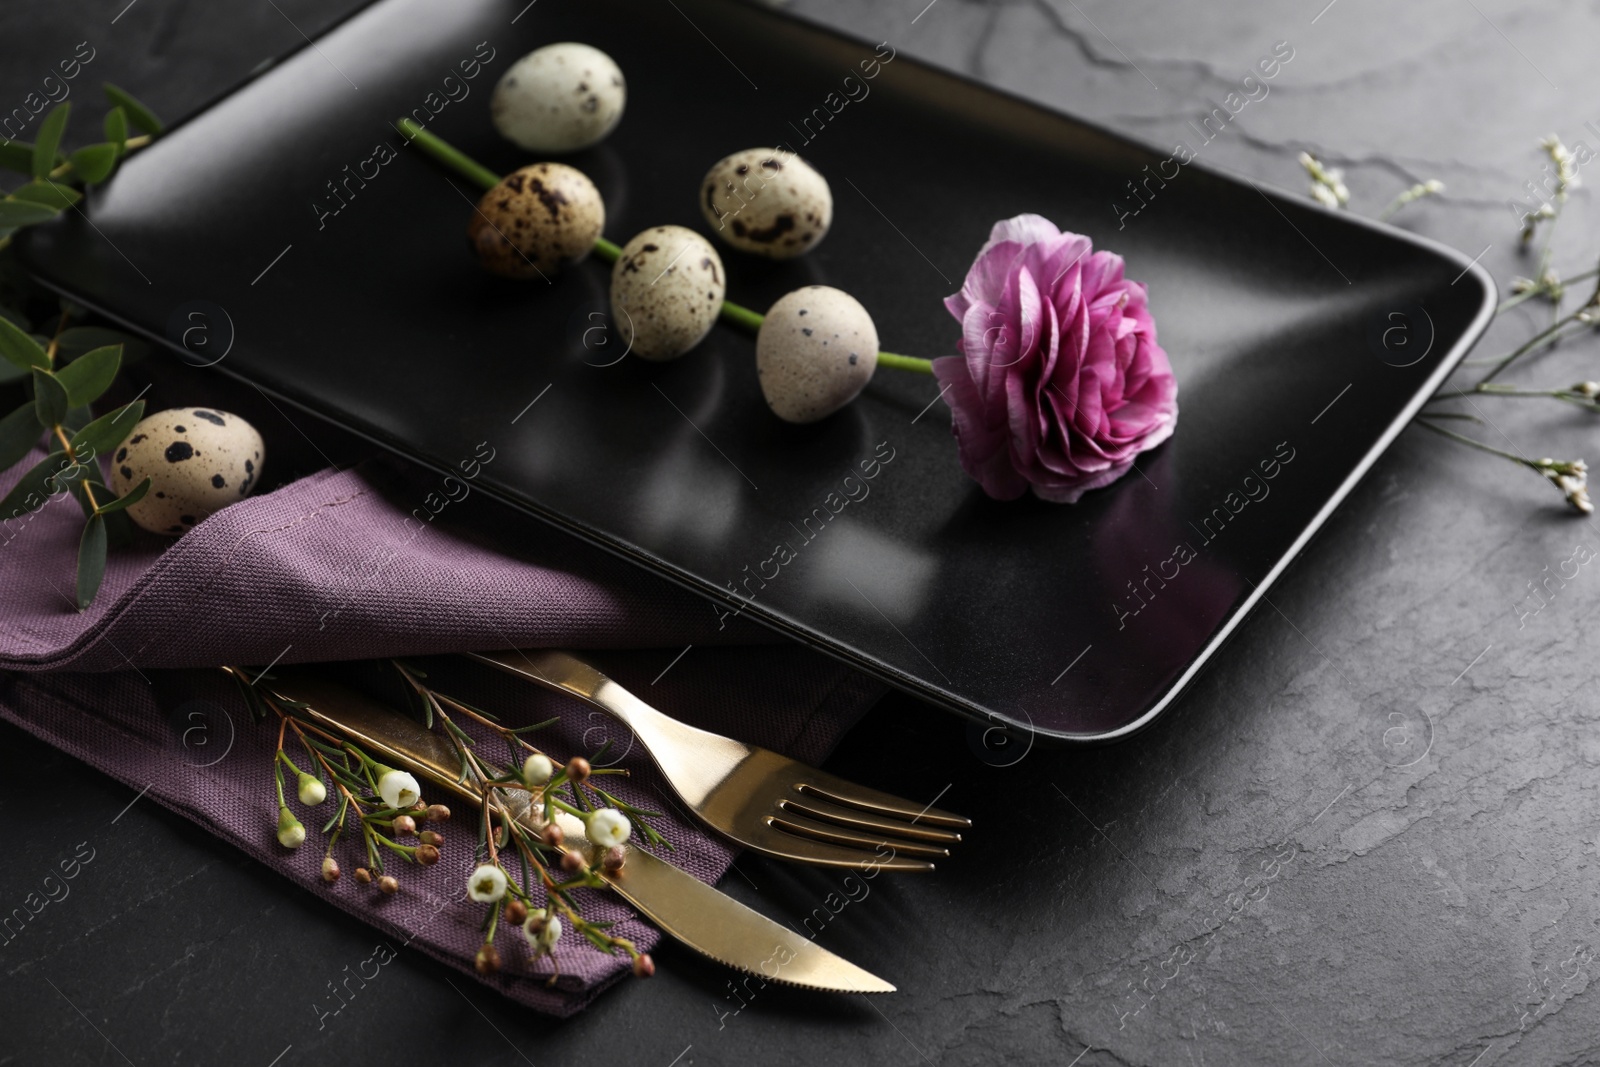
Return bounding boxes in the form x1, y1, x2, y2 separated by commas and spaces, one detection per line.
102, 505, 133, 548
68, 475, 97, 519
76, 513, 107, 609
0, 139, 33, 175
63, 405, 92, 434
103, 107, 127, 153
0, 316, 47, 371
68, 399, 145, 460
57, 326, 145, 362
0, 402, 44, 469
31, 103, 70, 181
0, 450, 69, 520
31, 367, 68, 429
95, 476, 150, 514
69, 143, 118, 184
102, 84, 163, 136
8, 181, 80, 209
55, 344, 121, 407
0, 199, 62, 228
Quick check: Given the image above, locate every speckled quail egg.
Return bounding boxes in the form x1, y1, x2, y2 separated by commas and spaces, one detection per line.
468, 162, 604, 278
492, 43, 626, 153
756, 287, 878, 423
700, 148, 832, 259
609, 226, 726, 361
109, 408, 264, 536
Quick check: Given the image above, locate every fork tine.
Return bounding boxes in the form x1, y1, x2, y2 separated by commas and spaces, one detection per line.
796, 775, 972, 830
769, 812, 951, 861
778, 795, 964, 846
747, 821, 938, 872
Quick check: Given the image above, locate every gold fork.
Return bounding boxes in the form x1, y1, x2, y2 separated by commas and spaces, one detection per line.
469, 649, 969, 872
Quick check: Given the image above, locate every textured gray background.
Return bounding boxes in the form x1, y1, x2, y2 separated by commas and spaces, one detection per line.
3, 1, 1599, 1064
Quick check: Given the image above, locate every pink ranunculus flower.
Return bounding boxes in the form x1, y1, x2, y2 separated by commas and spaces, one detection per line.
933, 214, 1178, 503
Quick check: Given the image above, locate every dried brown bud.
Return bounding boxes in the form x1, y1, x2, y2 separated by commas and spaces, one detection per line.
321, 856, 341, 883
633, 953, 655, 978
415, 843, 441, 866
475, 943, 501, 975
393, 814, 418, 837
504, 898, 528, 926
601, 846, 626, 873
354, 867, 373, 885
565, 757, 591, 783
560, 850, 587, 874
424, 803, 452, 822
378, 874, 399, 895
541, 823, 564, 848
419, 830, 444, 846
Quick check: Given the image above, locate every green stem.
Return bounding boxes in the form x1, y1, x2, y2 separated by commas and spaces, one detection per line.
1414, 417, 1537, 468
395, 117, 937, 375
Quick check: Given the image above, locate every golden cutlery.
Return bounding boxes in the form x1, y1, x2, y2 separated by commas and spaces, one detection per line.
470, 648, 970, 872
264, 665, 897, 994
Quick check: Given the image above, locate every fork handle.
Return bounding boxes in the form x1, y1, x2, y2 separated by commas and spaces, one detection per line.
468, 649, 751, 801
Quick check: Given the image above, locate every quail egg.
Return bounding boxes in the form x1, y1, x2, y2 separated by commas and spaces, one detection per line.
610, 226, 726, 361
109, 407, 265, 535
755, 286, 878, 423
468, 162, 604, 278
492, 43, 626, 153
700, 148, 832, 259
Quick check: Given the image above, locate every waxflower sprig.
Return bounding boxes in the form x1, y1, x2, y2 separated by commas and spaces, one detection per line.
224, 666, 449, 897
390, 661, 659, 981
1302, 139, 1597, 515
0, 85, 166, 608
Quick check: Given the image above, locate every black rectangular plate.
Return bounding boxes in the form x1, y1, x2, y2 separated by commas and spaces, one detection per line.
18, 0, 1494, 740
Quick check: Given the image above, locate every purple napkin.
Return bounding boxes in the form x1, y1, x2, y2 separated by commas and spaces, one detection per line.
0, 451, 883, 1015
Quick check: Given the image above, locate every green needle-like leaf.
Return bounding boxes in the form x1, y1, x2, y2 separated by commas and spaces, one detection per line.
103, 107, 127, 153
0, 401, 45, 468
102, 84, 163, 135
0, 199, 62, 228
55, 344, 122, 407
32, 103, 70, 180
69, 399, 145, 460
94, 476, 149, 514
32, 367, 69, 429
0, 316, 48, 371
69, 143, 118, 184
76, 513, 107, 609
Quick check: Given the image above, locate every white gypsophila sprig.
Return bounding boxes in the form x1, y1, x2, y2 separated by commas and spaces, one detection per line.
1299, 151, 1349, 209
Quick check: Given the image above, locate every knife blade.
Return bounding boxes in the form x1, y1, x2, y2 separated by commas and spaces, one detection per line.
263, 666, 895, 994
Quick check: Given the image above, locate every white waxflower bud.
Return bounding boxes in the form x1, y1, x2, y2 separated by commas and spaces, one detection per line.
276, 807, 306, 849
586, 807, 632, 849
297, 773, 327, 806
467, 863, 508, 903
377, 767, 421, 810
522, 753, 554, 786
522, 908, 563, 956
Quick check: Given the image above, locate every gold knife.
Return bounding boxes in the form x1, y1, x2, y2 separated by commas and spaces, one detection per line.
264, 666, 895, 994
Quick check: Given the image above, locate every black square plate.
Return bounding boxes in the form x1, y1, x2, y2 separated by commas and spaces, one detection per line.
18, 0, 1494, 740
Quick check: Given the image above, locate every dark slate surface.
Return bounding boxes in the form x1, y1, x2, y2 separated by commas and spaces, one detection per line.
3, 1, 1598, 1064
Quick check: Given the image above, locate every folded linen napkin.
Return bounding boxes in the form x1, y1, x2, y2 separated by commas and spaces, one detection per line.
0, 453, 882, 1015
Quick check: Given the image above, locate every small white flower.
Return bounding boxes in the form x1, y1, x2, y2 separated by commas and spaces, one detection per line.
378, 768, 421, 810
1311, 184, 1341, 210
586, 807, 632, 849
276, 807, 306, 849
467, 863, 508, 903
522, 907, 563, 956
522, 753, 554, 786
1423, 179, 1445, 194
298, 773, 327, 806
